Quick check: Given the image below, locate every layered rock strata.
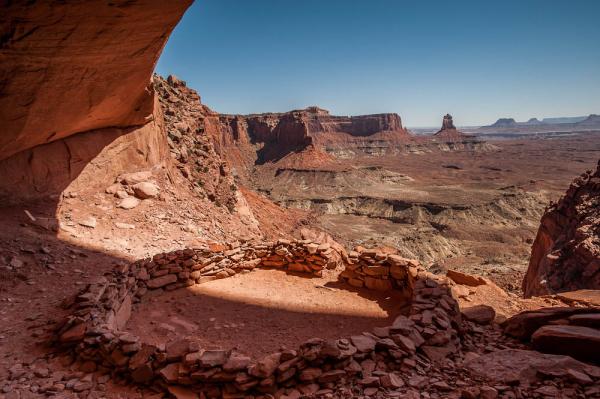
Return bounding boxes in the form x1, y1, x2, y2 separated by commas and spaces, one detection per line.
0, 1, 192, 203
216, 107, 411, 165
503, 306, 600, 363
523, 161, 600, 296
53, 241, 463, 397
0, 1, 192, 160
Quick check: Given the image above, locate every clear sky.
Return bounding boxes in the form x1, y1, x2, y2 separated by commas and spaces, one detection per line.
156, 0, 600, 127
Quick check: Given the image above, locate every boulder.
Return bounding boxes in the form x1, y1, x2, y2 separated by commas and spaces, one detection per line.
569, 313, 600, 328
503, 307, 600, 340
78, 216, 97, 228
555, 290, 600, 307
198, 350, 229, 367
223, 354, 252, 372
159, 363, 179, 383
114, 294, 132, 330
380, 373, 404, 388
166, 339, 191, 362
462, 305, 496, 325
118, 197, 140, 209
59, 323, 87, 343
532, 325, 600, 363
132, 181, 159, 199
119, 171, 154, 186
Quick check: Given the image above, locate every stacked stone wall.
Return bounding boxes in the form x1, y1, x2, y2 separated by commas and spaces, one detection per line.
54, 240, 461, 397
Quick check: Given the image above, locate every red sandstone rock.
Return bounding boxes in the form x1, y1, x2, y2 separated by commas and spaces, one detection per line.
465, 349, 600, 385
446, 270, 487, 286
569, 313, 600, 328
215, 106, 411, 167
503, 307, 600, 340
167, 386, 199, 399
531, 325, 600, 363
147, 274, 177, 289
462, 305, 496, 325
159, 363, 179, 384
59, 323, 86, 343
433, 114, 470, 139
350, 335, 377, 352
0, 1, 192, 161
523, 162, 600, 296
555, 290, 600, 307
248, 352, 281, 378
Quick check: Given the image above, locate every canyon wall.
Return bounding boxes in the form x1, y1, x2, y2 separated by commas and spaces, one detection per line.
0, 0, 193, 203
220, 108, 408, 149
523, 161, 600, 297
0, 98, 169, 202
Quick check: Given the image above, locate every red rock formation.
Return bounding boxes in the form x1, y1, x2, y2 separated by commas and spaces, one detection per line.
217, 107, 411, 164
0, 1, 192, 160
154, 75, 241, 210
523, 161, 600, 297
441, 114, 456, 130
0, 1, 192, 202
0, 97, 169, 202
433, 114, 470, 139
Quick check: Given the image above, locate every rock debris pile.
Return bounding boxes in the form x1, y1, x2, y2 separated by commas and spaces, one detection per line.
104, 171, 161, 211
155, 75, 238, 211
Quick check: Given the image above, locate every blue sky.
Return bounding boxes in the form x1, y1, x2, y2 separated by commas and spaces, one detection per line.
156, 0, 600, 127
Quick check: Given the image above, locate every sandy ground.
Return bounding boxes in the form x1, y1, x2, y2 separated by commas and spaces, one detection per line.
127, 269, 409, 358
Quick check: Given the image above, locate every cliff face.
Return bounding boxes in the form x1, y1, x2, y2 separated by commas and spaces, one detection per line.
219, 108, 406, 145
0, 0, 192, 160
216, 108, 410, 164
523, 161, 600, 297
0, 97, 170, 202
0, 0, 192, 202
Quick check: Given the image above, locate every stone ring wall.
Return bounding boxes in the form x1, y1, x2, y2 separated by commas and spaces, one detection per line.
53, 239, 462, 397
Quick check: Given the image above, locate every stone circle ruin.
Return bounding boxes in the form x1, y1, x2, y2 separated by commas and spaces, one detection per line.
54, 240, 461, 397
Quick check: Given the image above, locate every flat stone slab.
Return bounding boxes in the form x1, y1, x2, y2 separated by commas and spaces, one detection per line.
503, 307, 600, 340
147, 274, 178, 289
532, 325, 600, 363
555, 290, 600, 307
465, 349, 600, 385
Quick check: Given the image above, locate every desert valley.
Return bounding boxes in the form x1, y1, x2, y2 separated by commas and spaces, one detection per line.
1, 2, 600, 399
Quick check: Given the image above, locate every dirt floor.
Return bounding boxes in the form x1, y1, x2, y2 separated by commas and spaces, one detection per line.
127, 269, 408, 358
